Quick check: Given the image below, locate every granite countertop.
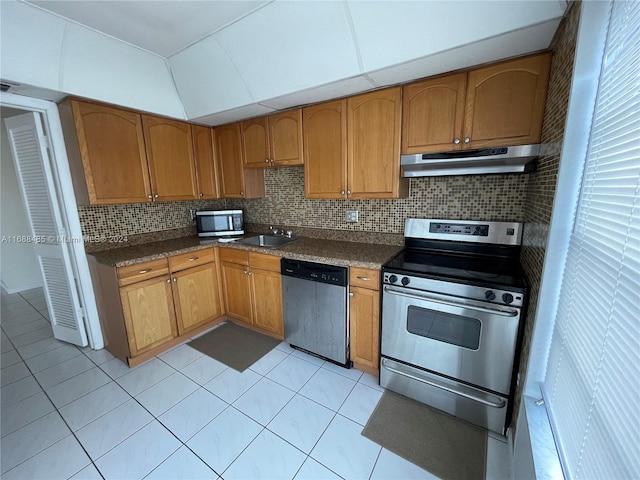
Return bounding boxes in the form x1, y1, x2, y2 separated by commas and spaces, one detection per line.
88, 234, 403, 270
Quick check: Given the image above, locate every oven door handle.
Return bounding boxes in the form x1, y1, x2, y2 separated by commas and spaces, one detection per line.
381, 359, 507, 408
383, 286, 519, 317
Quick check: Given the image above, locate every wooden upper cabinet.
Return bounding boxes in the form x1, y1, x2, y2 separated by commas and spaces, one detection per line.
402, 73, 467, 154
347, 87, 407, 199
303, 100, 347, 199
141, 115, 198, 201
60, 99, 152, 204
242, 117, 270, 168
269, 109, 303, 166
242, 109, 303, 168
464, 53, 551, 149
215, 123, 265, 199
192, 125, 220, 199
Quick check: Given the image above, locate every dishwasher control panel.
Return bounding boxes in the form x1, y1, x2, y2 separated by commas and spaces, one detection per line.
281, 258, 348, 287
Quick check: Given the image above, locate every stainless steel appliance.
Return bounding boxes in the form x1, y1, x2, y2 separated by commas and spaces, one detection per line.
281, 259, 349, 367
380, 219, 528, 434
196, 209, 243, 237
401, 144, 539, 177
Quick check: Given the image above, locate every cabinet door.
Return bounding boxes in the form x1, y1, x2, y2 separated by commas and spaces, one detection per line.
402, 73, 466, 154
215, 123, 246, 197
270, 109, 303, 166
142, 115, 198, 201
242, 117, 270, 168
120, 275, 177, 357
221, 261, 252, 324
172, 263, 223, 335
68, 100, 151, 204
349, 286, 380, 370
192, 125, 220, 199
250, 268, 283, 336
347, 87, 403, 199
303, 100, 347, 199
464, 53, 551, 149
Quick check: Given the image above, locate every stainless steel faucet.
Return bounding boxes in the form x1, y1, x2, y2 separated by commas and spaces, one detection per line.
269, 226, 293, 238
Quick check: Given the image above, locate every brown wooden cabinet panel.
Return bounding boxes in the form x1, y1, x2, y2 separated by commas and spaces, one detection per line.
242, 117, 270, 168
251, 268, 283, 336
402, 73, 467, 154
269, 109, 303, 166
117, 258, 169, 287
221, 261, 252, 324
216, 123, 265, 198
347, 87, 406, 199
464, 53, 551, 149
142, 115, 198, 201
349, 285, 380, 371
303, 100, 347, 199
192, 125, 220, 199
120, 275, 177, 356
173, 263, 223, 335
60, 99, 151, 204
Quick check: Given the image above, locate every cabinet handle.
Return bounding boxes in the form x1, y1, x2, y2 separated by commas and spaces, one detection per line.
199, 193, 204, 197
357, 276, 370, 281
347, 190, 351, 195
166, 279, 171, 283
454, 138, 461, 144
154, 194, 159, 198
265, 158, 270, 163
147, 195, 152, 199
173, 278, 177, 282
464, 137, 470, 143
349, 292, 354, 297
340, 190, 345, 195
240, 191, 244, 196
138, 269, 151, 274
188, 257, 199, 262
270, 159, 274, 164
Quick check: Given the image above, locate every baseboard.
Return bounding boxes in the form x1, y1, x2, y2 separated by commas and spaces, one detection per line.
1, 280, 44, 294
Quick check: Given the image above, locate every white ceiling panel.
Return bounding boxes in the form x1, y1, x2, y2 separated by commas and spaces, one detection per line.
191, 103, 276, 127
26, 0, 270, 57
61, 23, 185, 118
260, 75, 376, 110
366, 18, 562, 87
169, 36, 255, 119
347, 0, 566, 73
0, 1, 65, 91
215, 1, 361, 101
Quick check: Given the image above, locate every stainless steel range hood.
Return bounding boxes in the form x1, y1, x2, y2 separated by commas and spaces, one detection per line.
401, 144, 540, 177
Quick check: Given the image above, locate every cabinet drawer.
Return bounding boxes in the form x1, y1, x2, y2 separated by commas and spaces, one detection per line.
219, 247, 248, 265
170, 248, 214, 272
248, 252, 281, 272
118, 258, 169, 287
350, 267, 380, 290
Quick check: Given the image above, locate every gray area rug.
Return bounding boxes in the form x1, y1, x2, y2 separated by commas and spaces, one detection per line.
362, 391, 487, 480
187, 321, 280, 372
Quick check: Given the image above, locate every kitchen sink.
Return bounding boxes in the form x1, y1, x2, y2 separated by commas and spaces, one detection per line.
234, 234, 297, 248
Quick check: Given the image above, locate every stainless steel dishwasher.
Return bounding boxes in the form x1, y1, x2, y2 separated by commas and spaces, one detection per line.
281, 258, 349, 367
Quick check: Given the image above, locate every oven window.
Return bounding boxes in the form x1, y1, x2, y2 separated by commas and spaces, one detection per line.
406, 306, 481, 350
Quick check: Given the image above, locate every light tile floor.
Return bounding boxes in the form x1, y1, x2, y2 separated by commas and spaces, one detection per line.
1, 287, 512, 479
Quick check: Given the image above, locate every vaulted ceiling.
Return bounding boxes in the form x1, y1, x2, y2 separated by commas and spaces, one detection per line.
1, 1, 567, 125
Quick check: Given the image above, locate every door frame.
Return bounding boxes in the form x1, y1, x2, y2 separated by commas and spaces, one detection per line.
1, 91, 104, 349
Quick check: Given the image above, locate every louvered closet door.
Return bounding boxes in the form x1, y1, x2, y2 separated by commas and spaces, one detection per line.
4, 112, 88, 346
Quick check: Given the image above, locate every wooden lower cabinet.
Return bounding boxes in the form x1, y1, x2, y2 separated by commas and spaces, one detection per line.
89, 248, 225, 367
219, 248, 284, 338
120, 275, 177, 357
349, 268, 381, 374
172, 263, 223, 335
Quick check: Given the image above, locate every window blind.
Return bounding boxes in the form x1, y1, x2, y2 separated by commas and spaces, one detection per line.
543, 1, 640, 479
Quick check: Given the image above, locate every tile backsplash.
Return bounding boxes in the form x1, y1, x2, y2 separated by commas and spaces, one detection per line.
78, 168, 528, 245
228, 167, 527, 233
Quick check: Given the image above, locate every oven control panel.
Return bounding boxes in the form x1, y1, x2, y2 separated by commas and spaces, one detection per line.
429, 222, 489, 237
383, 273, 524, 307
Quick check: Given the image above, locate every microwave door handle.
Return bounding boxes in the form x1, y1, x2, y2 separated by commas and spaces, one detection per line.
383, 286, 519, 317
381, 359, 506, 408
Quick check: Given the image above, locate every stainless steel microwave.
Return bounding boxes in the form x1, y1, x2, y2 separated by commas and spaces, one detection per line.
196, 210, 244, 237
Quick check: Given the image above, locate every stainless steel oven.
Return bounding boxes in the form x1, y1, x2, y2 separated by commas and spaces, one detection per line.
380, 219, 528, 435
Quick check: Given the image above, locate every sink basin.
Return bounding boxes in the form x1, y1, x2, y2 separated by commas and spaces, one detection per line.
234, 235, 297, 248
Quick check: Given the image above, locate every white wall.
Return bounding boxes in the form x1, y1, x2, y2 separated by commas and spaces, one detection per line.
1, 117, 43, 293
